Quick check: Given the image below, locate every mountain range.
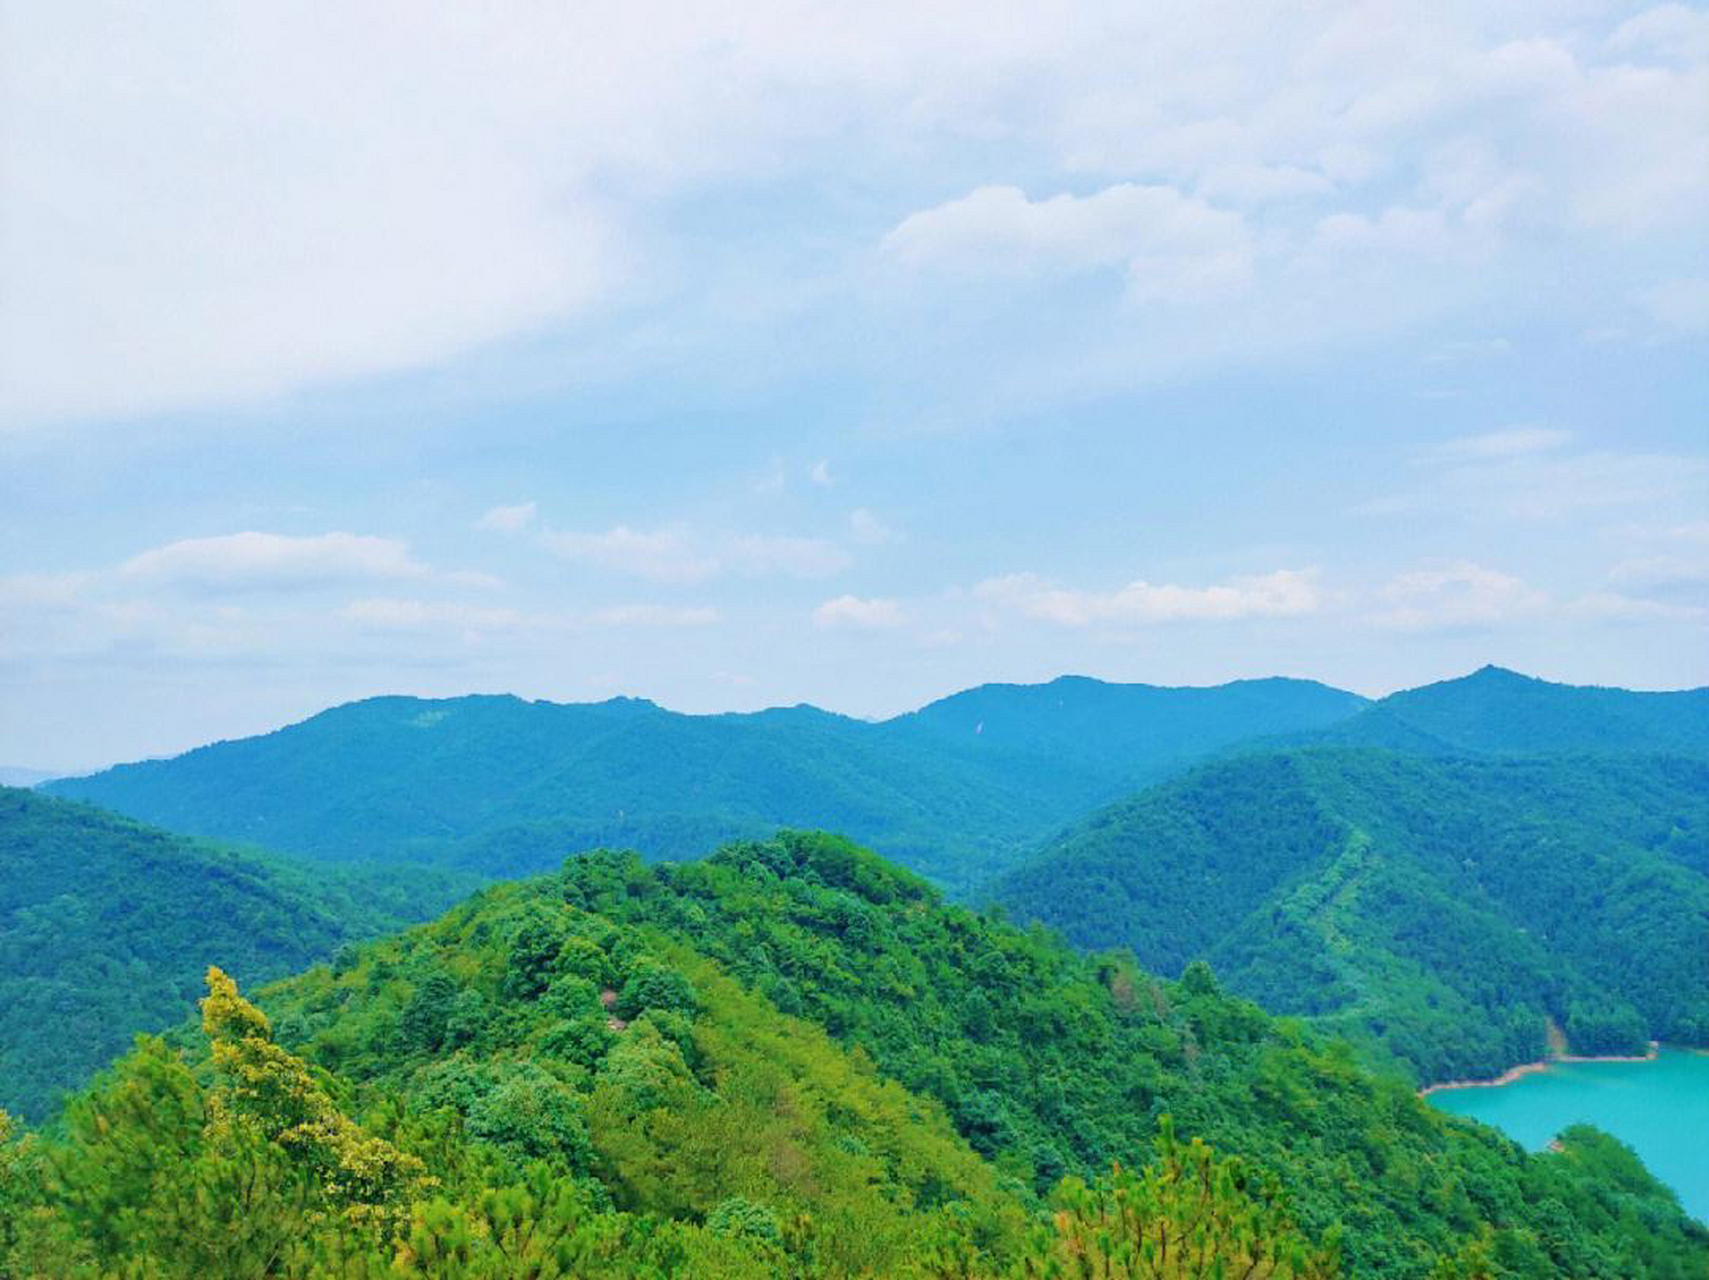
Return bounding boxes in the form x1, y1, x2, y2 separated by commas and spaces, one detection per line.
8, 665, 1709, 1274
45, 674, 1365, 891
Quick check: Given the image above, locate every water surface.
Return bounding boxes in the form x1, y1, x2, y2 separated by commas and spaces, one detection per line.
1428, 1049, 1709, 1223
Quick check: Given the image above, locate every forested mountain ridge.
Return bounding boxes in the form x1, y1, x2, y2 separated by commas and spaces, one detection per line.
0, 786, 477, 1122
4, 830, 1703, 1277
1289, 666, 1709, 758
993, 749, 1709, 1085
886, 673, 1367, 766
44, 676, 1365, 892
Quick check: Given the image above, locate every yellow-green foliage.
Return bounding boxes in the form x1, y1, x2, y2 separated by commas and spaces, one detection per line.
6, 937, 1023, 1278
586, 952, 1025, 1274
201, 965, 426, 1227
6, 972, 799, 1279
1029, 1124, 1341, 1280
920, 1122, 1341, 1279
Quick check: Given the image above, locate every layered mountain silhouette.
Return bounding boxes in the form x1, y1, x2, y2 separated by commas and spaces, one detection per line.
47, 675, 1365, 889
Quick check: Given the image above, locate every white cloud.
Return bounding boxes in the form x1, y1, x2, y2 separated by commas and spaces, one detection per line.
5, 5, 1705, 425
1435, 427, 1571, 460
538, 525, 848, 582
1636, 277, 1709, 334
1421, 337, 1512, 368
1362, 439, 1708, 521
342, 598, 523, 630
1609, 4, 1709, 63
591, 604, 719, 627
813, 595, 904, 629
1609, 555, 1709, 590
120, 532, 427, 592
1371, 563, 1547, 631
1311, 206, 1454, 258
976, 568, 1320, 626
475, 502, 538, 533
753, 457, 788, 495
882, 184, 1253, 304
538, 526, 718, 583
0, 572, 89, 610
848, 509, 902, 546
1567, 591, 1705, 623
809, 460, 834, 486
1195, 163, 1333, 204
342, 596, 718, 632
726, 535, 851, 579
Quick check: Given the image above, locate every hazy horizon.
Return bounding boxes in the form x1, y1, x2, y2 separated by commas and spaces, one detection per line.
18, 662, 1709, 779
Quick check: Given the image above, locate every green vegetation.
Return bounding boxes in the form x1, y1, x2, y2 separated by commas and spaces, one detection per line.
994, 750, 1709, 1084
1292, 666, 1709, 759
44, 677, 1366, 891
5, 831, 1704, 1277
14, 667, 1709, 1273
0, 786, 477, 1123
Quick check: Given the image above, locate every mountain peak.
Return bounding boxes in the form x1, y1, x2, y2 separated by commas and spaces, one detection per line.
1467, 664, 1531, 681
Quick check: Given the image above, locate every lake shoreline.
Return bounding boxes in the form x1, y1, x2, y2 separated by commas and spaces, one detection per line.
1419, 1041, 1660, 1097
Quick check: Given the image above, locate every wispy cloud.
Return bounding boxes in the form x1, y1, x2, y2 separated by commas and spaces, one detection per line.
538, 524, 849, 582
342, 598, 524, 629
883, 184, 1252, 305
976, 569, 1320, 627
120, 532, 428, 592
1609, 555, 1709, 591
1370, 563, 1546, 632
1361, 437, 1708, 521
591, 603, 719, 627
1635, 276, 1709, 334
848, 509, 902, 546
5, 6, 1703, 426
538, 526, 719, 583
1433, 427, 1570, 460
475, 502, 538, 533
1566, 591, 1705, 624
813, 595, 904, 629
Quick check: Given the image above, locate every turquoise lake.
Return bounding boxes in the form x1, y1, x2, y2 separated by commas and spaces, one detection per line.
1427, 1050, 1709, 1224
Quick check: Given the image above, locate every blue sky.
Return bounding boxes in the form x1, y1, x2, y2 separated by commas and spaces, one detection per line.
2, 1, 1706, 770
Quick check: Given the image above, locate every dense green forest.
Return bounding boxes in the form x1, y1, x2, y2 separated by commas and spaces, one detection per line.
4, 831, 1703, 1277
13, 668, 1709, 1274
0, 787, 477, 1123
1286, 666, 1709, 759
43, 677, 1365, 891
994, 750, 1709, 1084
43, 668, 1709, 902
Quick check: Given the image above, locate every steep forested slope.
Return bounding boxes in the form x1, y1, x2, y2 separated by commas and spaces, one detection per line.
5, 831, 1703, 1277
45, 676, 1364, 891
0, 786, 476, 1122
1297, 666, 1709, 758
994, 750, 1709, 1084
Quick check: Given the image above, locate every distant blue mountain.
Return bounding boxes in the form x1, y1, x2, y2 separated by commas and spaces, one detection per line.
46, 675, 1365, 892
1302, 665, 1709, 757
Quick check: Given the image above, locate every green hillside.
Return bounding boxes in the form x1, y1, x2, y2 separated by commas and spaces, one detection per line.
1299, 667, 1709, 758
44, 677, 1364, 892
5, 831, 1704, 1277
0, 786, 477, 1123
993, 750, 1709, 1084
